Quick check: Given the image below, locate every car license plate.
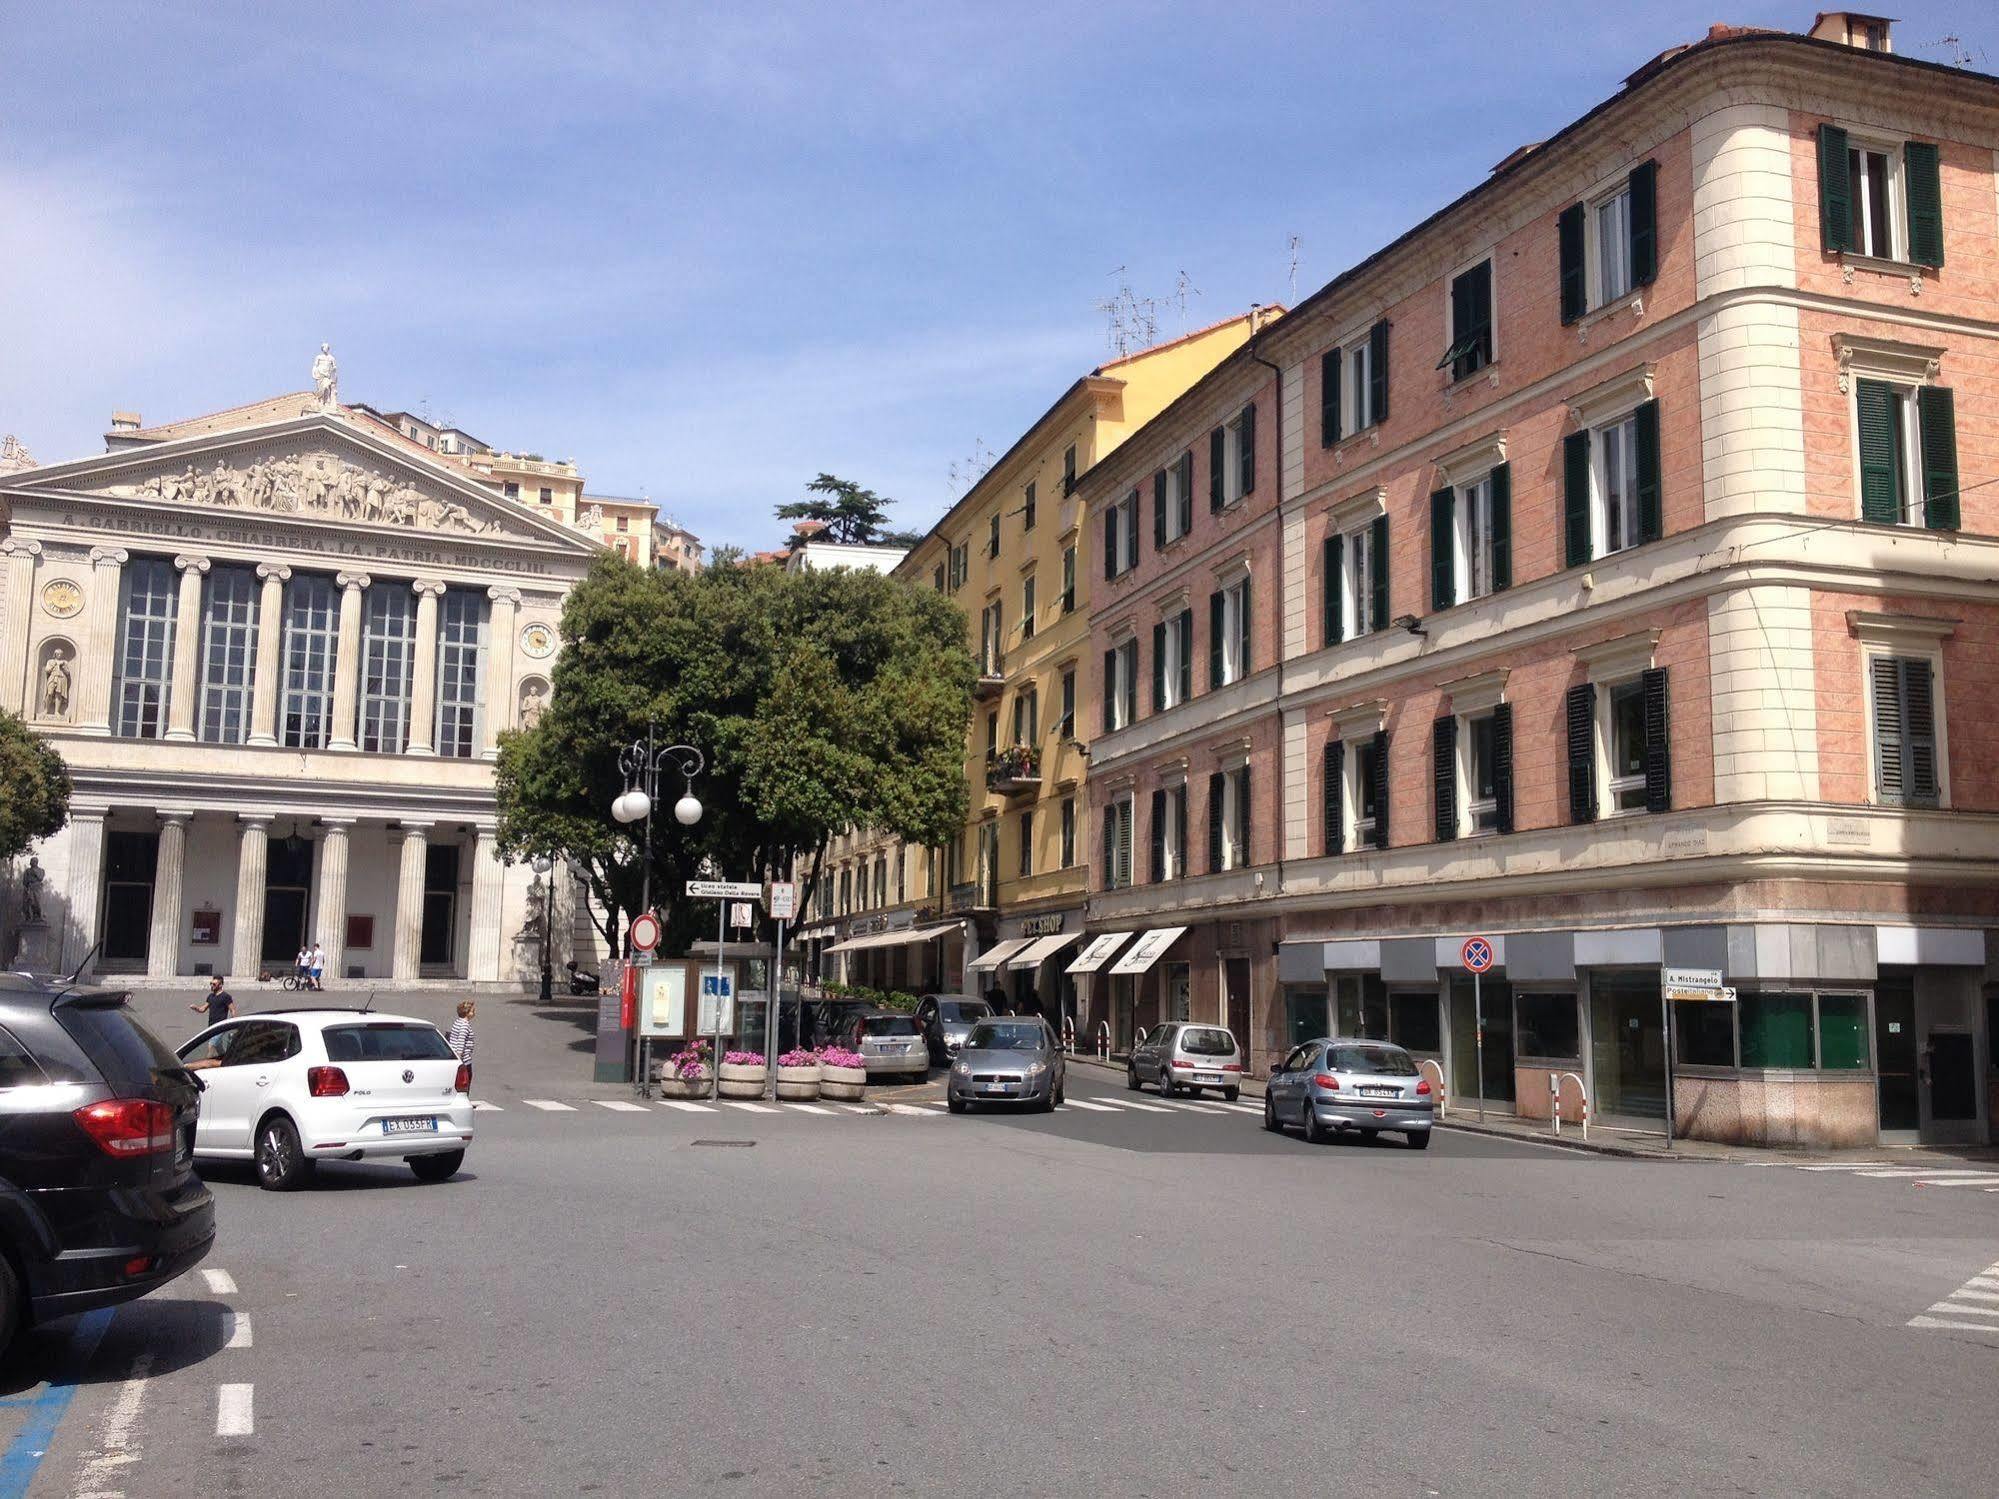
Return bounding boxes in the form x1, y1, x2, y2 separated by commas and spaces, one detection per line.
1194, 1072, 1222, 1084
981, 1083, 1011, 1094
383, 1116, 438, 1135
1359, 1086, 1398, 1098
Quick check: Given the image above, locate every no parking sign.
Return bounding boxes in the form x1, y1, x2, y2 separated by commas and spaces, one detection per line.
1461, 936, 1494, 973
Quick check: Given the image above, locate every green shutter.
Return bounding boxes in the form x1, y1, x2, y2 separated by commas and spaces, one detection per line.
1238, 576, 1252, 676
1817, 124, 1853, 253
1239, 403, 1257, 496
1151, 620, 1166, 713
1207, 773, 1225, 873
1368, 320, 1390, 424
1178, 609, 1193, 702
1369, 515, 1389, 633
1432, 715, 1458, 842
1558, 201, 1586, 323
1633, 398, 1662, 544
1321, 350, 1341, 447
1491, 702, 1514, 835
1150, 789, 1166, 883
1429, 487, 1455, 611
1178, 450, 1195, 533
1904, 140, 1944, 268
1917, 384, 1959, 530
1209, 428, 1225, 511
1641, 666, 1672, 814
1855, 379, 1901, 524
1101, 648, 1116, 734
1563, 430, 1592, 566
1489, 461, 1512, 592
1323, 534, 1343, 645
1322, 740, 1344, 854
1628, 159, 1658, 288
1154, 470, 1168, 549
1208, 591, 1224, 689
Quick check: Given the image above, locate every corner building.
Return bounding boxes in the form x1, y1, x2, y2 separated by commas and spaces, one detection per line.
1078, 17, 1999, 1148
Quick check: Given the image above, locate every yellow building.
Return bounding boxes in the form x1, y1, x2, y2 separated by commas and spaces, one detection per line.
805, 309, 1278, 1021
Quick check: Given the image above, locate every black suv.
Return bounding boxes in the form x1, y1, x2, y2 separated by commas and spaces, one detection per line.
0, 975, 215, 1352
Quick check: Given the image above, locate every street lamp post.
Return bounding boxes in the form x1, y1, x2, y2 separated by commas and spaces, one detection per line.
531, 854, 555, 1004
611, 727, 704, 1090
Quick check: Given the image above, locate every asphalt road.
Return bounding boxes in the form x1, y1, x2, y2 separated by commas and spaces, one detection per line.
7, 993, 1998, 1496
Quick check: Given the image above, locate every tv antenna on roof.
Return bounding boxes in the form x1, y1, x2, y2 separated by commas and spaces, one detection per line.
1287, 235, 1302, 304
948, 438, 997, 498
1095, 267, 1158, 358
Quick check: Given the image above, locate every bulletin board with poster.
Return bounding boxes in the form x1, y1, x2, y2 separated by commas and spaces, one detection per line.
639, 964, 688, 1038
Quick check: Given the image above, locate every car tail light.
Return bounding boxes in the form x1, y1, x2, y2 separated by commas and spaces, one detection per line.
1313, 1073, 1340, 1090
1222, 1062, 1243, 1072
1415, 1078, 1432, 1095
454, 1064, 471, 1094
307, 1066, 350, 1098
1170, 1059, 1194, 1069
73, 1099, 176, 1156
122, 1255, 154, 1277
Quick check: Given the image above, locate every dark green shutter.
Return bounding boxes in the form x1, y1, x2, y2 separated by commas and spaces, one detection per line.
1429, 487, 1456, 611
1101, 648, 1116, 733
1489, 461, 1512, 592
1101, 806, 1114, 887
1323, 534, 1343, 645
1103, 506, 1117, 579
1208, 592, 1224, 690
1238, 577, 1252, 676
1566, 683, 1596, 823
1149, 789, 1166, 883
1153, 470, 1167, 549
1628, 159, 1658, 288
1369, 320, 1390, 424
1207, 773, 1225, 873
1904, 140, 1944, 268
1151, 621, 1166, 713
1641, 666, 1671, 814
1323, 740, 1344, 854
1175, 785, 1188, 870
1874, 658, 1940, 809
1369, 514, 1389, 632
1236, 765, 1252, 865
1178, 450, 1195, 535
1558, 201, 1586, 323
1321, 350, 1341, 447
1918, 384, 1959, 530
1122, 643, 1136, 726
1817, 123, 1853, 253
1855, 379, 1900, 524
1432, 716, 1458, 842
1177, 610, 1193, 702
1369, 730, 1390, 849
1491, 702, 1515, 835
1904, 659, 1939, 806
1633, 398, 1662, 544
1239, 403, 1256, 496
1563, 430, 1592, 566
1209, 428, 1225, 511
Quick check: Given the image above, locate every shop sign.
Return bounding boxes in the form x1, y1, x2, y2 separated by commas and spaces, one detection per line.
1018, 914, 1067, 938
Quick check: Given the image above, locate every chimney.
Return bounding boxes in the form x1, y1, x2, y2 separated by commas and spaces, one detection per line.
1249, 303, 1264, 333
110, 411, 141, 432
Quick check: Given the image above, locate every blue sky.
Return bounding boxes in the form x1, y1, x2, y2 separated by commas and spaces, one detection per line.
2, 1, 1992, 551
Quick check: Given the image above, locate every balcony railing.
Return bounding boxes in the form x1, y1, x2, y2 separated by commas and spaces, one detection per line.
985, 743, 1042, 795
972, 652, 1005, 700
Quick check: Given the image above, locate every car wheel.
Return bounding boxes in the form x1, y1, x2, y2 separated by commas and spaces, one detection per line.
1224, 1087, 1240, 1103
1053, 1083, 1064, 1108
1302, 1102, 1326, 1145
1158, 1073, 1175, 1098
409, 1150, 465, 1183
255, 1115, 313, 1191
0, 1253, 20, 1358
1406, 1130, 1433, 1151
1262, 1093, 1280, 1132
1037, 1089, 1056, 1114
949, 1096, 968, 1114
1126, 1066, 1139, 1091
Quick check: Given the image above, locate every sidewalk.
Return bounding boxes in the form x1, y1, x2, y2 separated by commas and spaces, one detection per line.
1059, 1052, 1999, 1167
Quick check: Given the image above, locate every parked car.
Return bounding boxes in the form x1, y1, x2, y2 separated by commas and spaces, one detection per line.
1263, 1038, 1433, 1149
948, 1018, 1064, 1113
912, 995, 994, 1067
176, 1009, 475, 1188
0, 975, 215, 1355
834, 1011, 930, 1080
1127, 1022, 1244, 1100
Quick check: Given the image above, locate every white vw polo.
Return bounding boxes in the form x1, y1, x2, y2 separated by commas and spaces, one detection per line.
176, 1009, 475, 1190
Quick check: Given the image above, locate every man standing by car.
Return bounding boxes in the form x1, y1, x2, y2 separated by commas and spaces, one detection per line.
189, 975, 234, 1029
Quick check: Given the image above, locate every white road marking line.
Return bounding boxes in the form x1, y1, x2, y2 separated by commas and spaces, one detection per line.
470, 1100, 503, 1111
1797, 1163, 1894, 1171
884, 1103, 938, 1116
200, 1269, 236, 1296
837, 1104, 876, 1114
1912, 1176, 1999, 1188
223, 1311, 252, 1349
593, 1101, 650, 1113
1909, 1314, 1999, 1332
1063, 1100, 1120, 1112
1117, 1100, 1173, 1113
788, 1104, 833, 1114
1945, 1287, 1999, 1303
215, 1383, 254, 1438
1855, 1168, 1999, 1179
721, 1101, 775, 1113
657, 1101, 716, 1112
1928, 1300, 1999, 1319
522, 1099, 576, 1112
70, 1350, 155, 1496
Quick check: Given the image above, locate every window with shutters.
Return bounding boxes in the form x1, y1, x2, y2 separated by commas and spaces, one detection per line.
1217, 577, 1250, 687
1866, 653, 1943, 808
1438, 468, 1507, 606
1562, 162, 1657, 323
1594, 184, 1632, 303
1020, 572, 1036, 641
1062, 445, 1078, 497
1440, 259, 1494, 382
1852, 377, 1958, 530
1159, 459, 1191, 542
1344, 337, 1374, 434
1218, 767, 1249, 871
1595, 412, 1642, 556
1215, 407, 1254, 509
1060, 797, 1075, 867
1023, 481, 1036, 532
1058, 666, 1076, 737
1156, 609, 1191, 712
1011, 686, 1037, 747
1105, 490, 1140, 578
1103, 796, 1135, 890
1351, 739, 1381, 847
1104, 638, 1137, 733
1156, 781, 1187, 881
1604, 679, 1648, 814
987, 512, 1001, 559
1017, 810, 1033, 878
1818, 125, 1944, 267
1344, 522, 1380, 636
978, 602, 1005, 676
932, 564, 945, 592
1848, 143, 1899, 259
1463, 712, 1500, 834
1061, 545, 1077, 611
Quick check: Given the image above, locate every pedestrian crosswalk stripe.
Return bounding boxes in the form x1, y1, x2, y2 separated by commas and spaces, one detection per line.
1912, 1175, 1999, 1187
1064, 1100, 1119, 1112
658, 1100, 715, 1113
522, 1099, 575, 1112
721, 1100, 776, 1113
885, 1103, 938, 1116
1856, 1168, 1999, 1179
1910, 1260, 1999, 1337
594, 1101, 650, 1113
789, 1104, 834, 1114
836, 1103, 875, 1114
471, 1101, 503, 1112
1117, 1100, 1173, 1113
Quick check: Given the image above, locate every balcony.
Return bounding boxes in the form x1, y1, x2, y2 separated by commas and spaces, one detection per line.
971, 653, 1005, 701
985, 743, 1042, 796
946, 880, 995, 915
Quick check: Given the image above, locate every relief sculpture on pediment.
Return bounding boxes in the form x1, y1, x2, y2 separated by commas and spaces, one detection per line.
105, 451, 498, 535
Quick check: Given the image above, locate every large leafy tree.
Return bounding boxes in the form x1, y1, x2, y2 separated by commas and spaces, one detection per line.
496, 554, 972, 954
0, 710, 71, 864
775, 473, 922, 548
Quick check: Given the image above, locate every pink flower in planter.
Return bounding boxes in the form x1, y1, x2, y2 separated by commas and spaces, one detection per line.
819, 1046, 866, 1070
777, 1048, 819, 1068
723, 1050, 766, 1067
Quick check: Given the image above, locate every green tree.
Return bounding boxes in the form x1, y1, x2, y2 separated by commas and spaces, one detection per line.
775, 473, 922, 547
496, 553, 972, 954
0, 710, 71, 864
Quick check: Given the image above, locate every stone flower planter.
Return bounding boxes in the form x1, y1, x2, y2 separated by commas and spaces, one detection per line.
819, 1064, 867, 1101
775, 1063, 821, 1101
717, 1061, 768, 1099
654, 1074, 708, 1100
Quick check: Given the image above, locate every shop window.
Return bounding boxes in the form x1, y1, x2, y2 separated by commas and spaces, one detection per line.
1514, 992, 1579, 1060
1818, 993, 1870, 1070
1389, 991, 1441, 1054
1674, 1001, 1735, 1067
1738, 992, 1814, 1069
1285, 987, 1328, 1049
1334, 974, 1389, 1040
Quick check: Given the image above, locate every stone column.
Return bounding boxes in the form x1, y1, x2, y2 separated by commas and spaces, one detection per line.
147, 811, 193, 977
62, 809, 108, 977
248, 564, 291, 747
328, 573, 370, 752
0, 538, 42, 716
482, 587, 521, 757
76, 547, 129, 736
314, 818, 354, 978
392, 822, 431, 980
165, 555, 209, 741
466, 827, 504, 981
230, 815, 272, 980
406, 580, 446, 756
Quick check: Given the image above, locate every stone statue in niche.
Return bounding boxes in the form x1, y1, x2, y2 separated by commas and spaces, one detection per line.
39, 645, 71, 720
18, 858, 44, 924
312, 343, 339, 408
112, 450, 499, 535
519, 681, 548, 729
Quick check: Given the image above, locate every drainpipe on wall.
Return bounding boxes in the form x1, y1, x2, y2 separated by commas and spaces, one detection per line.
1246, 317, 1284, 1084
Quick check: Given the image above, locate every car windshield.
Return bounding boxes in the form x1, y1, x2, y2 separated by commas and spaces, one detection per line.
938, 1002, 991, 1023
1179, 1027, 1236, 1057
860, 1016, 919, 1037
967, 1022, 1044, 1052
1328, 1044, 1417, 1076
322, 1023, 455, 1063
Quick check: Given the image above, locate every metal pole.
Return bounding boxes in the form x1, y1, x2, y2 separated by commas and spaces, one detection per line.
766, 915, 784, 1101
1474, 969, 1486, 1124
710, 898, 726, 1101
1660, 986, 1676, 1148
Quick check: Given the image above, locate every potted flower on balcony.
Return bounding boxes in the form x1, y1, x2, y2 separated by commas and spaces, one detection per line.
819, 1045, 868, 1100
655, 1040, 711, 1100
718, 1049, 767, 1098
987, 743, 1042, 792
775, 1048, 822, 1101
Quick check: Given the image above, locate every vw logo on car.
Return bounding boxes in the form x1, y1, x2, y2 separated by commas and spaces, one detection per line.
402, 1069, 415, 1083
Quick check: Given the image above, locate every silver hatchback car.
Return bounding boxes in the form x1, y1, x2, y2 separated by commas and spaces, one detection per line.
1127, 1022, 1243, 1100
1264, 1038, 1434, 1149
947, 1018, 1064, 1113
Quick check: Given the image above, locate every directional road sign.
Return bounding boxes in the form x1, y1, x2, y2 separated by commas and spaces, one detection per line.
686, 880, 763, 901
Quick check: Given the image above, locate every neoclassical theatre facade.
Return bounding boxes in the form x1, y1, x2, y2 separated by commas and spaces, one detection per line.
0, 405, 599, 985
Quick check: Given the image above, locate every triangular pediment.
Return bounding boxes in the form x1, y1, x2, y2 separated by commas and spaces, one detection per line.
3, 414, 599, 555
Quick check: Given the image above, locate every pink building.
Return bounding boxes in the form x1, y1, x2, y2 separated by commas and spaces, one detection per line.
1075, 14, 1999, 1149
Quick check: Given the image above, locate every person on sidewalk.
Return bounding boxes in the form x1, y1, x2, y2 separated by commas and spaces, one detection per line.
308, 941, 327, 991
189, 975, 234, 1029
446, 1000, 476, 1086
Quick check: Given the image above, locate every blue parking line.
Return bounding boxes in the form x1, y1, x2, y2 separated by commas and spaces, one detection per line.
0, 1308, 115, 1498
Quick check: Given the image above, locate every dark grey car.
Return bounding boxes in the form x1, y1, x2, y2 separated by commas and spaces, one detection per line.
947, 1018, 1064, 1113
1264, 1038, 1434, 1148
913, 995, 993, 1068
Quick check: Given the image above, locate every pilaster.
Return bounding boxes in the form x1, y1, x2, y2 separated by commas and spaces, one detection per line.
76, 547, 128, 736
483, 586, 521, 757
329, 573, 370, 752
315, 818, 355, 977
147, 811, 194, 977
165, 556, 209, 741
392, 822, 431, 979
248, 564, 291, 747
0, 539, 42, 716
230, 815, 273, 979
406, 580, 446, 757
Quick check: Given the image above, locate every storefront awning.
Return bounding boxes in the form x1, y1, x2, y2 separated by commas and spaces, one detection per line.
1065, 932, 1134, 974
822, 921, 961, 956
1004, 931, 1082, 971
1108, 926, 1188, 976
966, 937, 1033, 972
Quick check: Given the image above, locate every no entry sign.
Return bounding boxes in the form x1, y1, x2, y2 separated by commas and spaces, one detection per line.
1461, 936, 1495, 973
630, 912, 662, 953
